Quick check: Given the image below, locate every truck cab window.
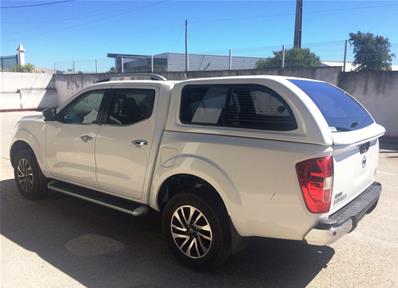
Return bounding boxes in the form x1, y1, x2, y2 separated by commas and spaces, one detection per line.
107, 89, 155, 125
60, 90, 105, 124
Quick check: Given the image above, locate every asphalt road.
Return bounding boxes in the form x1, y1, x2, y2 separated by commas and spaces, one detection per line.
1, 112, 397, 288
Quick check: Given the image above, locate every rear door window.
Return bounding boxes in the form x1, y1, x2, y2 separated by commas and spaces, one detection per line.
180, 84, 297, 131
289, 79, 374, 132
106, 89, 155, 125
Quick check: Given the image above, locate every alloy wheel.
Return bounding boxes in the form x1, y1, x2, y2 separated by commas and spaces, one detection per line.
170, 205, 213, 259
17, 158, 34, 193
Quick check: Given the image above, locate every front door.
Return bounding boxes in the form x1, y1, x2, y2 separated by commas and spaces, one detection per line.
95, 88, 157, 199
46, 89, 107, 188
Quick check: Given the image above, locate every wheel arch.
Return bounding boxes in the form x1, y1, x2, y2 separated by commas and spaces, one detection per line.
10, 140, 35, 168
156, 173, 229, 214
10, 128, 45, 174
150, 152, 242, 212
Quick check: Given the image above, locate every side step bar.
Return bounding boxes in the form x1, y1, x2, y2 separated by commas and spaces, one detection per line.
47, 180, 149, 216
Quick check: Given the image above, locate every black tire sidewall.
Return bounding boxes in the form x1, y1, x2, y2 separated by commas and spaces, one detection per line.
162, 193, 230, 269
14, 150, 47, 200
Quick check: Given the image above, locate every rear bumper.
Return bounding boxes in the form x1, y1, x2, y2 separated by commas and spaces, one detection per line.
304, 181, 381, 246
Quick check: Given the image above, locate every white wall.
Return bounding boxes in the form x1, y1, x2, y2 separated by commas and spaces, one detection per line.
53, 74, 108, 105
0, 72, 56, 110
52, 67, 341, 106
1, 72, 54, 91
339, 72, 398, 138
1, 70, 397, 138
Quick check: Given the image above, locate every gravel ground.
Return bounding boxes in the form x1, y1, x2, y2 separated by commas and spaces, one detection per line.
1, 111, 397, 288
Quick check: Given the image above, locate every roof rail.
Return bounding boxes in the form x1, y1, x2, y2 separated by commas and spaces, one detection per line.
96, 73, 167, 83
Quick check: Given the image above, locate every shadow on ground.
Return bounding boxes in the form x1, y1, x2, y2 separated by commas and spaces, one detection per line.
1, 178, 334, 288
380, 145, 398, 158
380, 143, 398, 152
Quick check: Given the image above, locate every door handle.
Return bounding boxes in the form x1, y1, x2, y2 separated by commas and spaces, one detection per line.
81, 135, 93, 142
132, 139, 148, 147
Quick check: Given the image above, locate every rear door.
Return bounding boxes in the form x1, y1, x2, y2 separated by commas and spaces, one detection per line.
95, 88, 157, 200
289, 79, 385, 213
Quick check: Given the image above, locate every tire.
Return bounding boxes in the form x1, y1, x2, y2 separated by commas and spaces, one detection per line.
13, 149, 48, 200
162, 193, 231, 269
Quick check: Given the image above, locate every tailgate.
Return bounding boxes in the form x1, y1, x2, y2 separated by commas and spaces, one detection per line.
330, 124, 384, 214
288, 79, 385, 215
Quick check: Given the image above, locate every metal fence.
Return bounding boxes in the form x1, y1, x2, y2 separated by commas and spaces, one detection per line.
192, 41, 398, 72
52, 41, 398, 74
53, 58, 115, 74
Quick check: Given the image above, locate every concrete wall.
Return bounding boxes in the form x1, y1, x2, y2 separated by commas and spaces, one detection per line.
1, 68, 397, 137
0, 72, 57, 110
53, 67, 341, 103
53, 73, 111, 105
170, 67, 341, 84
339, 71, 398, 137
1, 72, 55, 91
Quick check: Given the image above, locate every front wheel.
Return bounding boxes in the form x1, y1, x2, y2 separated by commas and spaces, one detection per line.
14, 149, 47, 200
162, 193, 231, 269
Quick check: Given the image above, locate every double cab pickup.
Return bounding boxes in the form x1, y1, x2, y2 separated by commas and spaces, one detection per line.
10, 75, 384, 268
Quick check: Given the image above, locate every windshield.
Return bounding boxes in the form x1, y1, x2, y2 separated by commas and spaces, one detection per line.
289, 79, 374, 132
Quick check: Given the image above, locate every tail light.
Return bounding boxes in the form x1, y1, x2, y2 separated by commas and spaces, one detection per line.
296, 156, 333, 214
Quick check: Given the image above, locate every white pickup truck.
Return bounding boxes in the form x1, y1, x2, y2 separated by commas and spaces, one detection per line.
10, 75, 384, 269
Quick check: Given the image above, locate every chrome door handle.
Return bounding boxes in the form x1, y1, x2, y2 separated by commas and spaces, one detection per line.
81, 135, 93, 142
132, 139, 148, 147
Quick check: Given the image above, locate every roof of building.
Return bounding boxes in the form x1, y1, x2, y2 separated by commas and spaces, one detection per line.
107, 53, 150, 59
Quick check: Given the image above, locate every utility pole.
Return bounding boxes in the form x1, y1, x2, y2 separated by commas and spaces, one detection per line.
282, 45, 286, 69
185, 19, 189, 73
343, 40, 348, 72
228, 49, 232, 70
293, 0, 303, 49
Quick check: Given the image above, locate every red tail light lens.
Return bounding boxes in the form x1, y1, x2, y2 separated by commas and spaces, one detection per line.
296, 156, 333, 214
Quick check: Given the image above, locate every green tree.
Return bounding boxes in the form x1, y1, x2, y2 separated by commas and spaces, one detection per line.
108, 66, 116, 73
349, 31, 395, 71
8, 63, 35, 72
256, 48, 321, 69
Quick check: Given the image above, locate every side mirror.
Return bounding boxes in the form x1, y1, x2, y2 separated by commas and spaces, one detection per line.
42, 107, 57, 121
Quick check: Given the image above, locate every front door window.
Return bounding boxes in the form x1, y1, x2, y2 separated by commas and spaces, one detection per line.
59, 90, 105, 124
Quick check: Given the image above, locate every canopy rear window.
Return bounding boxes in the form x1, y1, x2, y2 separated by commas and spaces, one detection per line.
289, 79, 374, 132
180, 84, 297, 131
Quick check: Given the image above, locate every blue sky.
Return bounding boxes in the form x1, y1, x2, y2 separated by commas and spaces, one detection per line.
1, 0, 398, 69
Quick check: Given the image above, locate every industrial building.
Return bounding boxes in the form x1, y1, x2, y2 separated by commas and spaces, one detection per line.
107, 52, 262, 73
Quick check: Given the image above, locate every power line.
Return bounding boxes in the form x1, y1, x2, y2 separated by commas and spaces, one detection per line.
2, 5, 114, 24
0, 0, 74, 9
3, 1, 167, 41
190, 3, 398, 24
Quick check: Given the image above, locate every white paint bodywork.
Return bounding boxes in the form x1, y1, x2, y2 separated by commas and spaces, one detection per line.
10, 75, 385, 242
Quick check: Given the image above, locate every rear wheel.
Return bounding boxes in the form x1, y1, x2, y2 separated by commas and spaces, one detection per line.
162, 193, 231, 269
14, 149, 47, 200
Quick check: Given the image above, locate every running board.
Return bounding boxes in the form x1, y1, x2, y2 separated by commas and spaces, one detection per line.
47, 180, 149, 216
